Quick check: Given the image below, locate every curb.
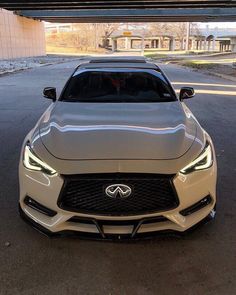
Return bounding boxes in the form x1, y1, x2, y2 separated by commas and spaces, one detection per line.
0, 58, 80, 77
161, 60, 236, 83
209, 72, 236, 82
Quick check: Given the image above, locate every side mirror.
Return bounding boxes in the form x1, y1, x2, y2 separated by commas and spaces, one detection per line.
43, 87, 57, 101
179, 87, 195, 101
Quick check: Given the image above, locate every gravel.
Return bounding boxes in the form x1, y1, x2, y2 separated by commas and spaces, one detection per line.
0, 55, 79, 75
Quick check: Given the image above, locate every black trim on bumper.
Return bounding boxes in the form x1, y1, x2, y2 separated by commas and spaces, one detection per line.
180, 195, 212, 217
19, 204, 216, 241
24, 196, 57, 217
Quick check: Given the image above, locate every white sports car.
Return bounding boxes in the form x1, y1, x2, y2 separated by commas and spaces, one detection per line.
19, 57, 217, 239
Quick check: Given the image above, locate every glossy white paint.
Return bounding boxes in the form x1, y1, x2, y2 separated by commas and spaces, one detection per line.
18, 61, 217, 237
38, 101, 197, 160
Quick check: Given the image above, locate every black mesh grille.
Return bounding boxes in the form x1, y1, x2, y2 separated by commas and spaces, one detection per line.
58, 173, 179, 216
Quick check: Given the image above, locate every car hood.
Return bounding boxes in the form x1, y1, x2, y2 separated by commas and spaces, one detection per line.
38, 101, 197, 160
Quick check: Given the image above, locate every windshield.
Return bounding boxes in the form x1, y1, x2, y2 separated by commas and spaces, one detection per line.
61, 69, 177, 103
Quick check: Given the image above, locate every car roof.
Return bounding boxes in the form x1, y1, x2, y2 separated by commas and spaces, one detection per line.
75, 57, 161, 72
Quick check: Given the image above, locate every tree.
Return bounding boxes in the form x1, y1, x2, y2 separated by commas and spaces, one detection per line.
97, 23, 121, 48
147, 22, 200, 50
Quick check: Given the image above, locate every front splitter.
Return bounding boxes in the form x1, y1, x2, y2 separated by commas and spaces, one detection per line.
19, 204, 216, 241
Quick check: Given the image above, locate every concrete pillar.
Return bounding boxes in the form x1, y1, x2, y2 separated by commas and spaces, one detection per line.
199, 40, 202, 50
131, 39, 133, 49
173, 39, 176, 51
185, 22, 190, 51
220, 43, 223, 52
125, 37, 131, 50
0, 8, 45, 59
198, 40, 201, 50
231, 38, 236, 52
207, 40, 211, 51
204, 39, 207, 51
112, 39, 117, 52
141, 36, 144, 56
112, 39, 115, 52
169, 38, 175, 51
191, 39, 196, 50
212, 38, 216, 51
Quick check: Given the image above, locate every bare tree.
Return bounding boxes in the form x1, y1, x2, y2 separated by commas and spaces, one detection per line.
147, 22, 190, 50
97, 23, 121, 48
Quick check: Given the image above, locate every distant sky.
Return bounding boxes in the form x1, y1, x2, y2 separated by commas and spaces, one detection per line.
199, 22, 236, 28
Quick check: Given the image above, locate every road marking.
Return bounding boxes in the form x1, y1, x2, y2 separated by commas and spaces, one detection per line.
173, 82, 236, 88
175, 88, 236, 96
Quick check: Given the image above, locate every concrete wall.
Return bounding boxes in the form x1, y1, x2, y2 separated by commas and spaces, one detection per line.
0, 8, 46, 59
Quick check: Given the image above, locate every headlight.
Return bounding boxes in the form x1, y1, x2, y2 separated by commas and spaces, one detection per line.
23, 142, 56, 175
180, 141, 213, 174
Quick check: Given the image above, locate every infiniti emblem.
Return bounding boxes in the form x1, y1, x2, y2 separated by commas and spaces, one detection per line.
105, 184, 132, 199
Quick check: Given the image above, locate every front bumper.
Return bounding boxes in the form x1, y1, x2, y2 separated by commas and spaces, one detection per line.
19, 204, 215, 240
19, 159, 217, 239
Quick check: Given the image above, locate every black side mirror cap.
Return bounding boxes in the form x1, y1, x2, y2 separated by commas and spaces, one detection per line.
179, 87, 195, 101
43, 87, 57, 101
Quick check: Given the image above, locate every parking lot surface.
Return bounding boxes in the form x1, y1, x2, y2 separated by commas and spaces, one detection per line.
0, 59, 236, 295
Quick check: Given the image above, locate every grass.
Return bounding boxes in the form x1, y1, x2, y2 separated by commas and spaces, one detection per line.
181, 61, 217, 70
46, 45, 106, 55
144, 50, 220, 61
144, 52, 168, 59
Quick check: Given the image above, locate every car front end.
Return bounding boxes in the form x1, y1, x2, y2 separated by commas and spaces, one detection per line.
19, 60, 217, 239
19, 120, 217, 240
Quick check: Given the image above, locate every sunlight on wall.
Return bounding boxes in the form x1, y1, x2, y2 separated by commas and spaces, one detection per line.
0, 8, 46, 59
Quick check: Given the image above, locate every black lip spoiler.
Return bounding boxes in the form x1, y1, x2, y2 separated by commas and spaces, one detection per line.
19, 204, 215, 241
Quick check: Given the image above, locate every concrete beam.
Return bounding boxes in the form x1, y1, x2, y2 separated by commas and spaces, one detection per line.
15, 8, 236, 22
2, 0, 236, 10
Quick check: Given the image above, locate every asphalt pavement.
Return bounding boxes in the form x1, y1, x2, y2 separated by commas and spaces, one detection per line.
0, 59, 236, 295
